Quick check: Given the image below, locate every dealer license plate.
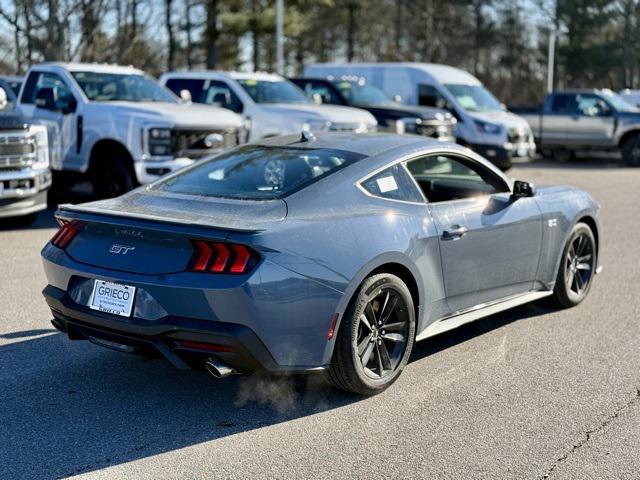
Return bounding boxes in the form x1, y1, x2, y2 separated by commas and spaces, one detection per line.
89, 280, 136, 317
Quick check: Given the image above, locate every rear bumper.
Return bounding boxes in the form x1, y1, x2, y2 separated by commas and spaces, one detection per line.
43, 284, 328, 375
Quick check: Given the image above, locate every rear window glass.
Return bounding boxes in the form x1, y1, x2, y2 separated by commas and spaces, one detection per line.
154, 146, 366, 200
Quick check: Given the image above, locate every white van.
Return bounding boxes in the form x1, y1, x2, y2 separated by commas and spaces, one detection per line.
304, 62, 535, 170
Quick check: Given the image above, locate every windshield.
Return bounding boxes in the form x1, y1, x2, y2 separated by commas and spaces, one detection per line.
237, 79, 310, 104
333, 81, 393, 106
154, 145, 365, 200
72, 72, 177, 103
444, 84, 503, 112
601, 91, 639, 112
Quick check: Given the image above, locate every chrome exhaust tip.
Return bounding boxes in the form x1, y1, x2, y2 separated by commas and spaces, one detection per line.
205, 357, 236, 379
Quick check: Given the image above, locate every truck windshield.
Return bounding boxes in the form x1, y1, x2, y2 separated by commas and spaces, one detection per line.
600, 91, 638, 112
333, 81, 394, 106
444, 84, 503, 112
71, 72, 177, 103
154, 145, 365, 200
237, 79, 310, 104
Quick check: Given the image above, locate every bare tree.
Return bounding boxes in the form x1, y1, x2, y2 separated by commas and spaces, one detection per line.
165, 0, 175, 70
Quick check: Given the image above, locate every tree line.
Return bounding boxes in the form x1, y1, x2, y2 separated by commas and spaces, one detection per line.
0, 0, 639, 106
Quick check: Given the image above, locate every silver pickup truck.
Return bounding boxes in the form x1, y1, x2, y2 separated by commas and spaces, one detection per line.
515, 89, 640, 166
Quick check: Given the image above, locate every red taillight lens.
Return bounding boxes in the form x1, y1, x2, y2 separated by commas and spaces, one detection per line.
51, 219, 84, 249
188, 240, 259, 274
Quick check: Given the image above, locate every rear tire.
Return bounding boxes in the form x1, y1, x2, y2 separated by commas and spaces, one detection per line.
91, 156, 137, 199
326, 273, 416, 396
622, 134, 640, 166
551, 222, 597, 308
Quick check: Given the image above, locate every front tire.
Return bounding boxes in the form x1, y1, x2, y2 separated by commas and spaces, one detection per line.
91, 157, 137, 199
551, 222, 597, 307
622, 134, 640, 166
326, 273, 416, 396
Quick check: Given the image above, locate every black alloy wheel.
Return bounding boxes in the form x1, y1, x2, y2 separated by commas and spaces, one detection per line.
552, 222, 597, 307
326, 273, 416, 395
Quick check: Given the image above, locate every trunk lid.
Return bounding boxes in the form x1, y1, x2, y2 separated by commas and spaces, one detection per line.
58, 190, 286, 275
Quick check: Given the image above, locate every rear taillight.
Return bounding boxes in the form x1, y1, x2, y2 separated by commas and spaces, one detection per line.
188, 240, 260, 274
50, 219, 84, 249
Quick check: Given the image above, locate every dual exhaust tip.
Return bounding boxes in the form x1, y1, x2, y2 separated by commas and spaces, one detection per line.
205, 357, 236, 379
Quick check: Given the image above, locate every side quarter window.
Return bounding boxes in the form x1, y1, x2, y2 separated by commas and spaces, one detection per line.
360, 164, 424, 203
405, 154, 508, 203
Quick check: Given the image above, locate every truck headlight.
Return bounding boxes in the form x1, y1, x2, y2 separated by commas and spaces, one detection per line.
474, 120, 502, 135
29, 125, 49, 169
148, 127, 173, 156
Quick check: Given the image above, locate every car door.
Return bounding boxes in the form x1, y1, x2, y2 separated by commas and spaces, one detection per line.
19, 71, 77, 170
405, 153, 543, 313
544, 93, 578, 145
564, 93, 615, 146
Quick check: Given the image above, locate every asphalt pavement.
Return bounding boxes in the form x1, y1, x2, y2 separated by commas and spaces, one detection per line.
1, 157, 639, 479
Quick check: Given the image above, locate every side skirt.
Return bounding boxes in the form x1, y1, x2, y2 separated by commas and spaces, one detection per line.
416, 291, 553, 342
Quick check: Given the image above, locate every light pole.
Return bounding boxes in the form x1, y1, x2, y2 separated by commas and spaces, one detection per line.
547, 25, 568, 94
547, 30, 556, 94
276, 0, 284, 75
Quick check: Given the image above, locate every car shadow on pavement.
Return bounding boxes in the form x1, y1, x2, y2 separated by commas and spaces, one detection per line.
0, 332, 361, 479
411, 300, 560, 362
1, 301, 560, 479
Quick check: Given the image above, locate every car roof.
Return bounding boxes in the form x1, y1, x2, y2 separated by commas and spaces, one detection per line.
33, 62, 145, 75
307, 62, 482, 86
253, 132, 459, 157
163, 71, 285, 82
553, 89, 615, 95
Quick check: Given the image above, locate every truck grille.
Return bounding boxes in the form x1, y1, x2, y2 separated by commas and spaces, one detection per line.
0, 133, 36, 169
171, 128, 239, 159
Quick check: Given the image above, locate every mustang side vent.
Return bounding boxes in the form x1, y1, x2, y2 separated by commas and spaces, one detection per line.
188, 240, 260, 275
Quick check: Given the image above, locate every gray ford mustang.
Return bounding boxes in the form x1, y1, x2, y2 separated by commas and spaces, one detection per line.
41, 133, 601, 395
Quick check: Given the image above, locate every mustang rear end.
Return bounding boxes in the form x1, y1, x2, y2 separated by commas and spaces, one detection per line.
41, 203, 343, 376
40, 143, 364, 377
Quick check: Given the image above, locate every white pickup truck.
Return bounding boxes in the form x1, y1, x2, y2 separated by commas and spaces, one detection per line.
159, 71, 377, 142
16, 63, 243, 198
0, 88, 50, 221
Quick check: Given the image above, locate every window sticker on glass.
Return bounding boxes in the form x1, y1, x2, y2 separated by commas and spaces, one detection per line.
376, 175, 398, 193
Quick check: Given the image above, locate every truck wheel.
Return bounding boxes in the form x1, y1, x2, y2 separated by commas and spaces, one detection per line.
91, 157, 137, 199
622, 135, 640, 166
551, 148, 574, 163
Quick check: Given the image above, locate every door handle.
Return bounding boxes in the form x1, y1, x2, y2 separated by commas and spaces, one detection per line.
442, 225, 468, 240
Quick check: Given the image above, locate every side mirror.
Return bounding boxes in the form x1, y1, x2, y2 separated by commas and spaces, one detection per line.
179, 89, 192, 103
393, 94, 403, 103
312, 93, 323, 105
512, 180, 536, 199
0, 87, 6, 109
35, 87, 57, 110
